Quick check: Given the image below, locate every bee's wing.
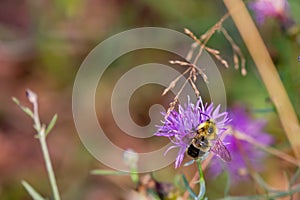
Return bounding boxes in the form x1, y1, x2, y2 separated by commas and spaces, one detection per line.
211, 138, 231, 162
182, 131, 197, 143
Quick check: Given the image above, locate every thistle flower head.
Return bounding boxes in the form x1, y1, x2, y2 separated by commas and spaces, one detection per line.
155, 97, 231, 168
249, 0, 290, 25
209, 106, 274, 182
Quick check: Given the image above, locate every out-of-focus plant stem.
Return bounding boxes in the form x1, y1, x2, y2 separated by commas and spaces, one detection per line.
39, 126, 60, 200
26, 90, 61, 200
223, 0, 300, 162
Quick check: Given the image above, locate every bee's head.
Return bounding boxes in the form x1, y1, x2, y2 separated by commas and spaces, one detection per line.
206, 125, 216, 139
197, 119, 217, 139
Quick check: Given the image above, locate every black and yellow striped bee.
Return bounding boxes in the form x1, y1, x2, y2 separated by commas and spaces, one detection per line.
186, 119, 231, 162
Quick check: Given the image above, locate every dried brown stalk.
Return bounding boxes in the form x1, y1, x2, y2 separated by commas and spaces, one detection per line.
163, 60, 208, 114
232, 129, 300, 166
191, 14, 230, 68
164, 13, 246, 115
221, 27, 247, 75
223, 0, 300, 161
184, 27, 229, 69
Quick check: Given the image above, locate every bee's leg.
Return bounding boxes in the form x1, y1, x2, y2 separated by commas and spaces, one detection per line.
200, 152, 210, 161
200, 112, 210, 119
183, 159, 195, 167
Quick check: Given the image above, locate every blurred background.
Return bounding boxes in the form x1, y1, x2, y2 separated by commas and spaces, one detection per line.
0, 0, 300, 199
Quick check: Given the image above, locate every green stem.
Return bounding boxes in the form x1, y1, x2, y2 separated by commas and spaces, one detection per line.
26, 90, 61, 200
39, 127, 61, 200
32, 99, 41, 131
196, 159, 206, 199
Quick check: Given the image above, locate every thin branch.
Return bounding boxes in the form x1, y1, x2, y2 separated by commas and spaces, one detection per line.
221, 27, 246, 75
164, 13, 245, 110
162, 63, 191, 96
232, 129, 300, 166
192, 13, 230, 65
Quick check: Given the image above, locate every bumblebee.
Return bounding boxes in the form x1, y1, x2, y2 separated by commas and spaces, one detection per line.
186, 119, 231, 162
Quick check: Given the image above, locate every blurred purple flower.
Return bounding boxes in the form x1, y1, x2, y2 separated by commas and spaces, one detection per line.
249, 0, 290, 25
155, 97, 230, 168
209, 106, 274, 182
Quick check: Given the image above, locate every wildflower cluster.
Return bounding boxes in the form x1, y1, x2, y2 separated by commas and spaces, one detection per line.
249, 0, 291, 25
209, 106, 274, 182
155, 97, 274, 185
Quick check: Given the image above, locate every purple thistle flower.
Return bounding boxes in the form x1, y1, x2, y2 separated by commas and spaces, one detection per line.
209, 106, 274, 182
155, 97, 231, 168
249, 0, 290, 25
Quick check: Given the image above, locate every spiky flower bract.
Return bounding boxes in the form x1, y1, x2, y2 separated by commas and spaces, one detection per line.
155, 97, 230, 168
209, 106, 274, 182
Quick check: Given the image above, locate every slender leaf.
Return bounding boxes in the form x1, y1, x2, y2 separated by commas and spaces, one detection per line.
252, 107, 275, 114
254, 174, 285, 193
21, 180, 45, 200
90, 169, 129, 176
196, 160, 206, 199
12, 97, 34, 118
273, 182, 300, 198
148, 189, 161, 200
45, 114, 58, 136
220, 195, 267, 200
221, 182, 300, 200
173, 174, 182, 188
22, 107, 34, 118
12, 97, 20, 105
290, 167, 300, 185
182, 174, 197, 199
130, 168, 139, 183
224, 170, 231, 197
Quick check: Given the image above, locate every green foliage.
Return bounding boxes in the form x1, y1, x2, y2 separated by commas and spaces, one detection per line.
182, 174, 197, 199
290, 167, 300, 186
12, 97, 34, 119
90, 170, 129, 176
45, 114, 58, 136
91, 168, 139, 184
13, 92, 60, 200
182, 160, 207, 200
53, 0, 83, 18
